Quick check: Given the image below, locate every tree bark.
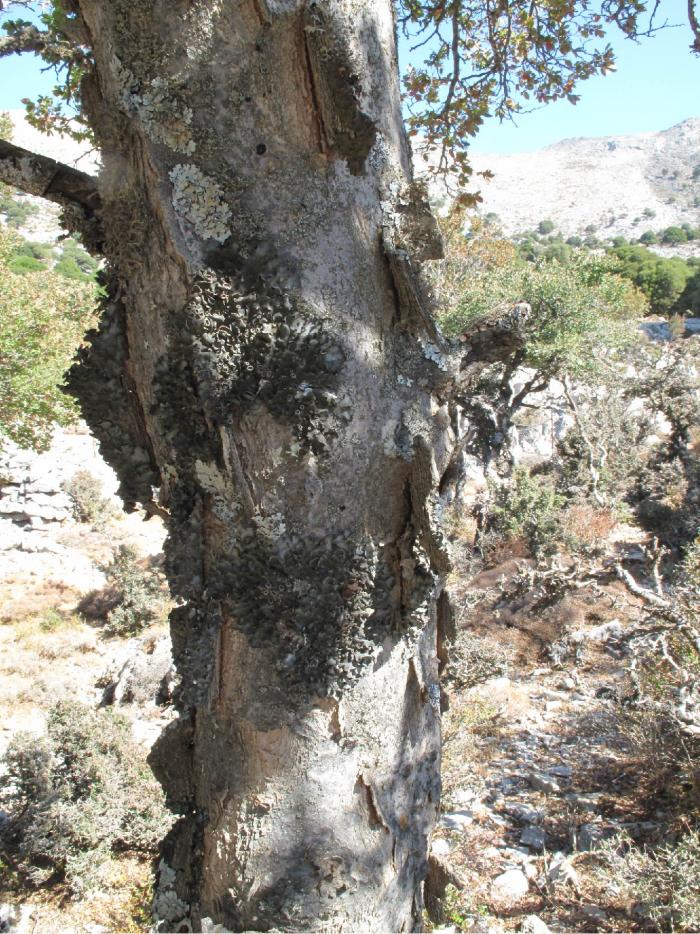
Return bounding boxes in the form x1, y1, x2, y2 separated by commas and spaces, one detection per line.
61, 0, 456, 930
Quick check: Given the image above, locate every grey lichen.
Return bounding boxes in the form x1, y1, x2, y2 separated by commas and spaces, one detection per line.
153, 859, 190, 931
170, 164, 231, 243
139, 77, 196, 154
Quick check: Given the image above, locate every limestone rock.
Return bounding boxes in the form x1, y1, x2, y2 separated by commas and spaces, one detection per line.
491, 868, 530, 903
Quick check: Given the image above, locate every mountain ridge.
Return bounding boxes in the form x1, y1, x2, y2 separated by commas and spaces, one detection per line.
468, 116, 700, 240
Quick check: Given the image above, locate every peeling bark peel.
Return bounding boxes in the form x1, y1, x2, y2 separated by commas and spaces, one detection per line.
62, 0, 454, 930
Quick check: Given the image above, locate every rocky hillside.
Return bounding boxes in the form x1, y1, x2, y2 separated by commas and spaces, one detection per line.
469, 118, 700, 240
4, 112, 699, 247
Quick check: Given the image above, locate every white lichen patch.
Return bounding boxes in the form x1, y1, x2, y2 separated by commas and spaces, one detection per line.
153, 860, 189, 927
170, 163, 231, 243
140, 78, 196, 155
421, 339, 449, 372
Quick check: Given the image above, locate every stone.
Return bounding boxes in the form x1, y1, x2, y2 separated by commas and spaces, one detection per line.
505, 803, 544, 824
566, 792, 602, 813
529, 771, 560, 794
521, 915, 551, 934
581, 905, 607, 924
491, 868, 530, 903
578, 821, 618, 852
431, 838, 451, 857
520, 825, 546, 850
548, 764, 572, 778
103, 635, 175, 707
546, 856, 580, 890
440, 809, 474, 830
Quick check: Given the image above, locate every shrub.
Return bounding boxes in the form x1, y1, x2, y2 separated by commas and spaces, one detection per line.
0, 701, 172, 896
639, 230, 658, 245
488, 467, 565, 556
102, 546, 165, 637
440, 253, 644, 381
7, 254, 47, 275
0, 226, 98, 450
62, 469, 117, 527
537, 218, 555, 235
663, 226, 688, 245
594, 831, 700, 932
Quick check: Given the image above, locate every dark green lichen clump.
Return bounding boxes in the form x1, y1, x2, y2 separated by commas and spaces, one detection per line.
66, 284, 160, 511
182, 271, 349, 454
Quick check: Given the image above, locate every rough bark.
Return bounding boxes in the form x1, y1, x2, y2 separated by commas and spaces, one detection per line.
0, 139, 102, 247
59, 0, 457, 930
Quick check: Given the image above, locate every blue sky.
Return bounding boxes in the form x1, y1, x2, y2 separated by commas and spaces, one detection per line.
1, 3, 699, 154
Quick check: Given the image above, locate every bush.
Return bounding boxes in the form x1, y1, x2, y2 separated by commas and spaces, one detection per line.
440, 252, 644, 381
102, 546, 165, 637
0, 701, 172, 896
488, 467, 565, 556
594, 831, 700, 932
7, 254, 47, 275
537, 218, 555, 235
663, 226, 688, 245
0, 226, 98, 450
62, 469, 117, 527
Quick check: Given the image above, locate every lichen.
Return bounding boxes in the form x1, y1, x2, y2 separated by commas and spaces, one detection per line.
139, 78, 196, 154
153, 859, 190, 930
170, 164, 231, 243
180, 270, 350, 454
65, 282, 160, 511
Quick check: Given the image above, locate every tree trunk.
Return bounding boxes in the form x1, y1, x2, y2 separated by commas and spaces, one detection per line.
64, 1, 456, 929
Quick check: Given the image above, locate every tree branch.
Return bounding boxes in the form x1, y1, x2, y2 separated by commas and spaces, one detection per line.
0, 137, 100, 215
0, 138, 102, 249
0, 23, 50, 56
0, 22, 55, 57
689, 0, 700, 52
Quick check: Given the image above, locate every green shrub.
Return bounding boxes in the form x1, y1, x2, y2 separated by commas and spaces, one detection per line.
102, 546, 165, 637
488, 467, 565, 555
62, 469, 117, 527
0, 226, 98, 450
663, 226, 688, 245
7, 254, 47, 275
440, 253, 644, 381
0, 701, 172, 896
537, 218, 555, 235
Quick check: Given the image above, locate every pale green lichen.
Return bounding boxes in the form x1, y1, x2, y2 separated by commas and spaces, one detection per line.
169, 164, 231, 243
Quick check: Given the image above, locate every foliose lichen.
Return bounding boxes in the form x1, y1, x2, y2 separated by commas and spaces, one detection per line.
180, 270, 350, 454
170, 164, 232, 243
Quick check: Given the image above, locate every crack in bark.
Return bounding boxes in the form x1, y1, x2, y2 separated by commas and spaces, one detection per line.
301, 19, 329, 157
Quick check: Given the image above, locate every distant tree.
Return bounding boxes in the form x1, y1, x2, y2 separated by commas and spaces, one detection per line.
663, 226, 688, 245
611, 244, 694, 315
538, 219, 555, 235
639, 230, 658, 245
438, 251, 646, 472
